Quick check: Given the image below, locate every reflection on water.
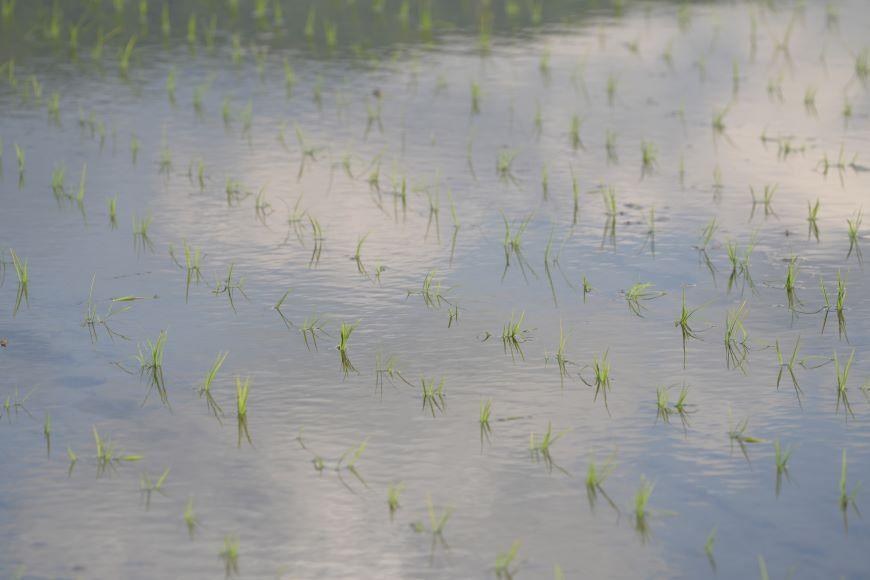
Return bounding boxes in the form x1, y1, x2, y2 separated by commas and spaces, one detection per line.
1, 0, 870, 578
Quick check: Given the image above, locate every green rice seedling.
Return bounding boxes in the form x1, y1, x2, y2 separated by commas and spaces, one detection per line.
43, 412, 51, 455
784, 256, 800, 309
353, 232, 369, 273
219, 535, 240, 577
336, 438, 368, 485
655, 386, 672, 423
496, 148, 518, 182
294, 125, 326, 181
387, 482, 404, 517
9, 249, 28, 315
758, 556, 769, 580
570, 165, 580, 224
47, 92, 60, 123
140, 467, 170, 509
212, 263, 247, 312
807, 199, 821, 241
501, 311, 531, 360
67, 446, 77, 476
412, 494, 452, 539
2, 386, 36, 421
605, 129, 618, 163
501, 214, 534, 277
725, 237, 757, 294
198, 351, 227, 418
640, 140, 657, 175
585, 454, 616, 510
132, 213, 154, 252
633, 475, 654, 523
581, 350, 612, 409
728, 415, 763, 462
775, 336, 803, 397
107, 195, 118, 229
421, 377, 446, 416
675, 289, 707, 367
273, 289, 293, 328
83, 275, 130, 342
847, 209, 862, 261
283, 58, 296, 95
773, 439, 793, 495
704, 527, 717, 567
470, 81, 481, 114
235, 376, 251, 446
819, 270, 848, 338
804, 85, 818, 115
408, 270, 452, 309
479, 399, 492, 433
495, 540, 521, 578
93, 426, 143, 475
602, 186, 617, 217
606, 73, 617, 106
545, 321, 574, 385
724, 301, 750, 372
337, 321, 359, 376
582, 275, 593, 302
624, 282, 665, 316
570, 114, 583, 149
712, 104, 730, 133
374, 353, 412, 393
447, 304, 459, 328
253, 187, 272, 223
15, 143, 24, 180
749, 184, 777, 219
299, 311, 327, 350
119, 35, 136, 77
838, 449, 860, 530
135, 330, 168, 405
530, 421, 569, 472
184, 498, 198, 538
817, 144, 859, 179
856, 48, 869, 82
834, 350, 855, 418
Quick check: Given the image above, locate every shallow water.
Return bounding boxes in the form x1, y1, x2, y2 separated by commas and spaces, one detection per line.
2, 1, 870, 578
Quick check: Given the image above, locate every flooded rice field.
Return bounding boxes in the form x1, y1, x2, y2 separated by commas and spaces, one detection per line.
1, 0, 870, 578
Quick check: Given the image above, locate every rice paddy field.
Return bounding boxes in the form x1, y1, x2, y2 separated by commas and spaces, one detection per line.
2, 0, 870, 578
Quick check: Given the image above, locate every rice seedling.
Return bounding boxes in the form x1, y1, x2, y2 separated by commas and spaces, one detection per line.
15, 143, 24, 182
83, 275, 130, 342
728, 415, 763, 462
606, 73, 617, 106
470, 81, 481, 114
838, 449, 860, 530
140, 467, 170, 509
337, 321, 359, 376
412, 494, 453, 540
43, 412, 51, 456
93, 426, 143, 476
9, 249, 28, 315
783, 255, 800, 309
501, 214, 534, 277
479, 398, 492, 437
1, 386, 36, 422
819, 270, 847, 338
570, 164, 580, 224
184, 497, 198, 539
299, 311, 327, 350
219, 535, 240, 577
374, 353, 412, 393
847, 208, 862, 261
135, 330, 168, 406
387, 482, 404, 517
624, 282, 666, 317
640, 140, 657, 175
421, 376, 446, 416
804, 85, 818, 115
496, 148, 519, 182
724, 301, 750, 372
501, 311, 531, 360
198, 351, 227, 419
294, 125, 327, 181
773, 439, 794, 495
495, 540, 521, 578
725, 237, 757, 294
585, 454, 616, 510
834, 350, 855, 418
807, 199, 821, 241
447, 304, 459, 328
106, 195, 118, 229
856, 48, 869, 82
582, 275, 593, 302
530, 421, 569, 472
581, 350, 612, 410
545, 321, 574, 386
749, 184, 777, 219
712, 104, 730, 133
353, 232, 369, 273
675, 289, 707, 367
704, 527, 717, 568
212, 263, 247, 312
570, 114, 583, 149
408, 270, 452, 309
119, 35, 136, 77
